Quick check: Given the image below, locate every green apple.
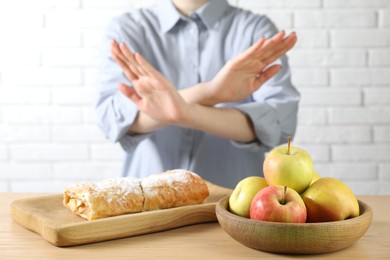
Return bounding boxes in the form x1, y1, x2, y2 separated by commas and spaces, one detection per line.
229, 176, 268, 218
301, 177, 359, 222
263, 139, 314, 194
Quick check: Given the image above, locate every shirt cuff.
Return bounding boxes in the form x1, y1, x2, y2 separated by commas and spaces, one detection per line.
232, 102, 281, 151
113, 92, 151, 150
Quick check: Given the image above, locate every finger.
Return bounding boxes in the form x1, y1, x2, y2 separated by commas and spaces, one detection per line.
113, 41, 143, 77
251, 31, 285, 55
268, 32, 296, 55
262, 32, 297, 64
111, 41, 139, 81
119, 42, 147, 76
111, 47, 139, 82
254, 31, 289, 60
118, 83, 142, 105
135, 52, 163, 79
266, 33, 297, 62
254, 64, 282, 89
126, 64, 139, 82
260, 30, 286, 52
236, 31, 285, 64
238, 36, 266, 60
112, 54, 138, 82
255, 33, 297, 70
111, 40, 131, 67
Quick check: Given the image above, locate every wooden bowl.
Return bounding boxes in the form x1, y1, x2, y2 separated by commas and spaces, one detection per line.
216, 195, 373, 254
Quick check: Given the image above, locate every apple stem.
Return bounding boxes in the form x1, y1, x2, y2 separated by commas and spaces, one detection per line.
281, 186, 287, 205
287, 136, 291, 155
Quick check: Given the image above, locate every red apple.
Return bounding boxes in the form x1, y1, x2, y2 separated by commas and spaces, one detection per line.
250, 185, 307, 223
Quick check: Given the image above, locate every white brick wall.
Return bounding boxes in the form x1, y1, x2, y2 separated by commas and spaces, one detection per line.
0, 0, 389, 194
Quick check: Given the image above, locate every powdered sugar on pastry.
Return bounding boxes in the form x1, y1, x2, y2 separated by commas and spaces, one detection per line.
141, 169, 196, 188
94, 177, 142, 201
63, 170, 209, 220
141, 170, 209, 211
65, 177, 142, 203
63, 177, 144, 220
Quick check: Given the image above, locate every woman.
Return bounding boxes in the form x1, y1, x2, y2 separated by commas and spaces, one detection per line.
96, 0, 299, 188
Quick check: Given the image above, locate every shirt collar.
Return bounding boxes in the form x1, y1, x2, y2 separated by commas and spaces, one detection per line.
156, 0, 182, 33
196, 0, 230, 30
156, 0, 230, 33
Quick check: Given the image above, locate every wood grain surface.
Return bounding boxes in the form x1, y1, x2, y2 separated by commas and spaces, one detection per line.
9, 182, 232, 247
1, 194, 389, 259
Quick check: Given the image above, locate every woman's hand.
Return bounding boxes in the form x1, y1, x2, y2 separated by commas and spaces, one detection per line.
111, 41, 189, 124
203, 31, 297, 105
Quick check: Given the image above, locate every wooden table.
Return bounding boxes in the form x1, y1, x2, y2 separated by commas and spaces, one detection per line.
1, 193, 389, 259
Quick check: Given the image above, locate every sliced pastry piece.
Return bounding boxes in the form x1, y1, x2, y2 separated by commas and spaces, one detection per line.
63, 177, 143, 220
141, 169, 210, 211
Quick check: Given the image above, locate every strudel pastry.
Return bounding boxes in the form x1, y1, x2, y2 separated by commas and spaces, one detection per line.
63, 177, 143, 220
141, 169, 210, 211
63, 170, 209, 220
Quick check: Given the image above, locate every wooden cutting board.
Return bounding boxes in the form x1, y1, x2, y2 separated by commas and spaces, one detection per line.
10, 182, 232, 247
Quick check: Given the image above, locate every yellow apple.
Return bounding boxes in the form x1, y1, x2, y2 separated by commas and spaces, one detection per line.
301, 177, 359, 222
263, 140, 314, 194
229, 176, 268, 218
310, 172, 321, 185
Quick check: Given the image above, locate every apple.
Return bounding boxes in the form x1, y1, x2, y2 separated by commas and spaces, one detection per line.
250, 185, 307, 223
229, 176, 268, 217
310, 172, 321, 185
301, 177, 359, 222
263, 137, 314, 194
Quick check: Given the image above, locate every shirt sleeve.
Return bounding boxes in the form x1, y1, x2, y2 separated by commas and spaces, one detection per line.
95, 16, 151, 152
232, 15, 300, 151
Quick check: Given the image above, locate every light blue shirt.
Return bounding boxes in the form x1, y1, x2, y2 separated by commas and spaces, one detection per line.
96, 0, 300, 188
